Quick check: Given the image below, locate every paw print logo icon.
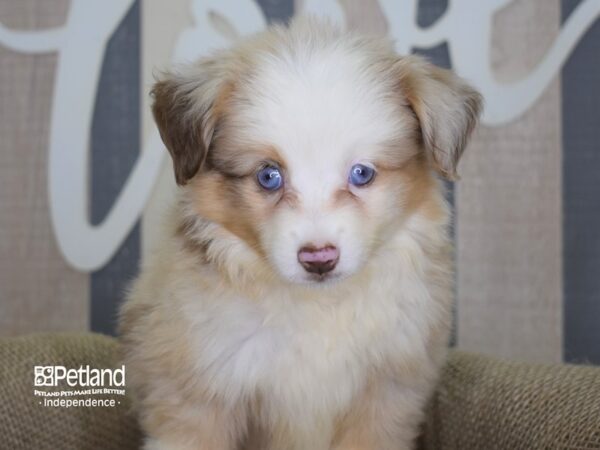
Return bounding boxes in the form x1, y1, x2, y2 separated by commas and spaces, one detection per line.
34, 366, 54, 386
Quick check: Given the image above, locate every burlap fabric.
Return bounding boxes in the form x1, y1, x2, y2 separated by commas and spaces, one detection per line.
0, 333, 141, 450
1, 334, 599, 449
420, 352, 600, 449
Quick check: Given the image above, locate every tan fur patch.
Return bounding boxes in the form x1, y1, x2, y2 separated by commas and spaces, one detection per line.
187, 168, 285, 257
378, 154, 439, 218
331, 374, 425, 450
394, 55, 482, 180
208, 142, 287, 177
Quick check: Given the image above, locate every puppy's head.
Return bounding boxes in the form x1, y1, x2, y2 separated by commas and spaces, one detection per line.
152, 19, 481, 285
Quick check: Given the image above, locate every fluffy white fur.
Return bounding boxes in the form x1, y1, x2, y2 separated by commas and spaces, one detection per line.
120, 17, 481, 450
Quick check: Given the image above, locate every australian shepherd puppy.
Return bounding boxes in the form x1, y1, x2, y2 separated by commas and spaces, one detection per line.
120, 17, 481, 450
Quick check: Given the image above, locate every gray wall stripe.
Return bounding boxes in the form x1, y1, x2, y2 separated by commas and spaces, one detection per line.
417, 0, 448, 28
256, 0, 294, 24
562, 0, 600, 364
90, 1, 141, 335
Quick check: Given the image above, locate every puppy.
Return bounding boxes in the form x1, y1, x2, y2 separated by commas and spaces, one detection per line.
119, 17, 481, 450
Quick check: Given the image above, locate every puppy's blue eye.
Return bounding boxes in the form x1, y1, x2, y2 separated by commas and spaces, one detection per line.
349, 164, 375, 186
257, 166, 283, 191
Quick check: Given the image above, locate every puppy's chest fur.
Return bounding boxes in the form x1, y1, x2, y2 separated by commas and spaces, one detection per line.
179, 244, 446, 425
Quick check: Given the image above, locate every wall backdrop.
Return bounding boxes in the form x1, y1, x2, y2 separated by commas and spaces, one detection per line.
0, 0, 598, 365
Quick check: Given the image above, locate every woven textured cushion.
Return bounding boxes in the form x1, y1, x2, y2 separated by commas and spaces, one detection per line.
421, 352, 600, 449
1, 333, 599, 449
0, 333, 141, 450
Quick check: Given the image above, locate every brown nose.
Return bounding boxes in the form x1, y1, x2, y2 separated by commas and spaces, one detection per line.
297, 245, 339, 275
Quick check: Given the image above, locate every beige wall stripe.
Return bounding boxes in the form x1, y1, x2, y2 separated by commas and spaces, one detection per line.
456, 0, 563, 363
0, 0, 89, 335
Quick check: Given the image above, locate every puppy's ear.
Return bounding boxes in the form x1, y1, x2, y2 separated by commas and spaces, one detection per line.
397, 56, 482, 180
151, 62, 227, 185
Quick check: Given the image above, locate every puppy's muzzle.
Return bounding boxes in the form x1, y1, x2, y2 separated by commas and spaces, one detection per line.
297, 245, 339, 275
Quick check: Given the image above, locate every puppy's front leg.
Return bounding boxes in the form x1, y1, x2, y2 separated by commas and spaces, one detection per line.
141, 398, 246, 450
332, 378, 427, 450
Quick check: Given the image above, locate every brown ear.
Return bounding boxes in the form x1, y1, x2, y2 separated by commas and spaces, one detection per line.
397, 56, 483, 180
151, 63, 227, 185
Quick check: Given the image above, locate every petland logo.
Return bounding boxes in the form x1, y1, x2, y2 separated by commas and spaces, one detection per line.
34, 365, 125, 387
33, 365, 126, 408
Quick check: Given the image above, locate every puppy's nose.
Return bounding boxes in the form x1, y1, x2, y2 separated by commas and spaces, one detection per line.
297, 245, 339, 275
